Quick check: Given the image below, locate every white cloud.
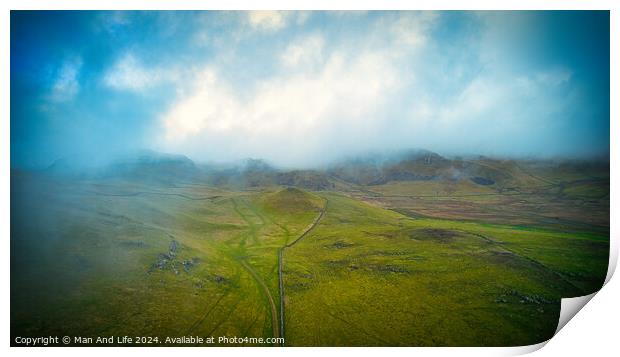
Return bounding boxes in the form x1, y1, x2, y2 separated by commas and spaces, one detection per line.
397, 65, 576, 158
150, 11, 581, 164
159, 49, 402, 165
152, 11, 450, 165
437, 76, 502, 125
387, 12, 439, 47
247, 11, 291, 31
295, 11, 312, 25
243, 11, 311, 33
97, 11, 131, 34
103, 53, 180, 92
280, 34, 325, 68
49, 58, 82, 102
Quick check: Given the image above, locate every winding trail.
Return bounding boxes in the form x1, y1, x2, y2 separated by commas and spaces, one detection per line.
278, 197, 329, 343
185, 194, 327, 346
228, 197, 286, 345
462, 230, 585, 294
239, 260, 280, 341
229, 197, 280, 342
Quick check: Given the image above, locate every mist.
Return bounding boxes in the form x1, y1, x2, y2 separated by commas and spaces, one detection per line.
11, 11, 610, 170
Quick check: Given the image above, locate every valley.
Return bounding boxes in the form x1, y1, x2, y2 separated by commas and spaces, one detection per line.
10, 150, 609, 346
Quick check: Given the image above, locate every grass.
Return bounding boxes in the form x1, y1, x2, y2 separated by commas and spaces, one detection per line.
283, 193, 607, 346
10, 168, 608, 346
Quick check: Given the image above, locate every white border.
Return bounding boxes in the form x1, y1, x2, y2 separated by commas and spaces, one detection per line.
2, 1, 616, 356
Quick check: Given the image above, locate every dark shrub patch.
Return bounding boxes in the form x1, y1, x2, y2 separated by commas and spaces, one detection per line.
471, 176, 495, 185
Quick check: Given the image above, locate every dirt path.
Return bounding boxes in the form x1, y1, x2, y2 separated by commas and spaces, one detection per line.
226, 194, 328, 345
229, 198, 280, 343
278, 197, 328, 343
240, 260, 280, 342
185, 290, 230, 335
231, 198, 262, 246
463, 230, 585, 294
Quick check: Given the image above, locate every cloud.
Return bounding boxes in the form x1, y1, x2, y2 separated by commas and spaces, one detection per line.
103, 53, 180, 93
154, 11, 456, 166
12, 11, 609, 170
244, 11, 311, 33
146, 11, 602, 164
48, 57, 82, 102
247, 11, 291, 31
280, 34, 325, 68
159, 48, 402, 166
295, 11, 311, 25
387, 11, 439, 47
96, 11, 131, 34
397, 65, 577, 158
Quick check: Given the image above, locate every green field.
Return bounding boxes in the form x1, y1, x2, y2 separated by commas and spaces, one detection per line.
10, 156, 609, 346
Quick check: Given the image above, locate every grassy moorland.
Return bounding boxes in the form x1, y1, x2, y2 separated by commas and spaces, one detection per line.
10, 153, 609, 346
283, 193, 607, 346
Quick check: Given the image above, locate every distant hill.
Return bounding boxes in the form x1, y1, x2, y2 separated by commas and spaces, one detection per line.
202, 159, 334, 191
103, 150, 204, 184
40, 148, 609, 191
45, 150, 205, 185
260, 187, 323, 214
276, 170, 334, 191
327, 149, 529, 188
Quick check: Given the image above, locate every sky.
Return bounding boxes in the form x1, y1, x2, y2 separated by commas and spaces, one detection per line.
11, 11, 610, 169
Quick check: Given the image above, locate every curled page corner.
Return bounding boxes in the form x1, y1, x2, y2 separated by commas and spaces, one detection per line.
516, 243, 618, 354
555, 292, 597, 334
552, 243, 616, 336
604, 237, 618, 285
527, 237, 618, 351
507, 340, 549, 355
507, 292, 599, 355
551, 241, 616, 336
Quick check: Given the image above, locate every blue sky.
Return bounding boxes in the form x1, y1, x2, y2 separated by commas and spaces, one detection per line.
11, 11, 609, 169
